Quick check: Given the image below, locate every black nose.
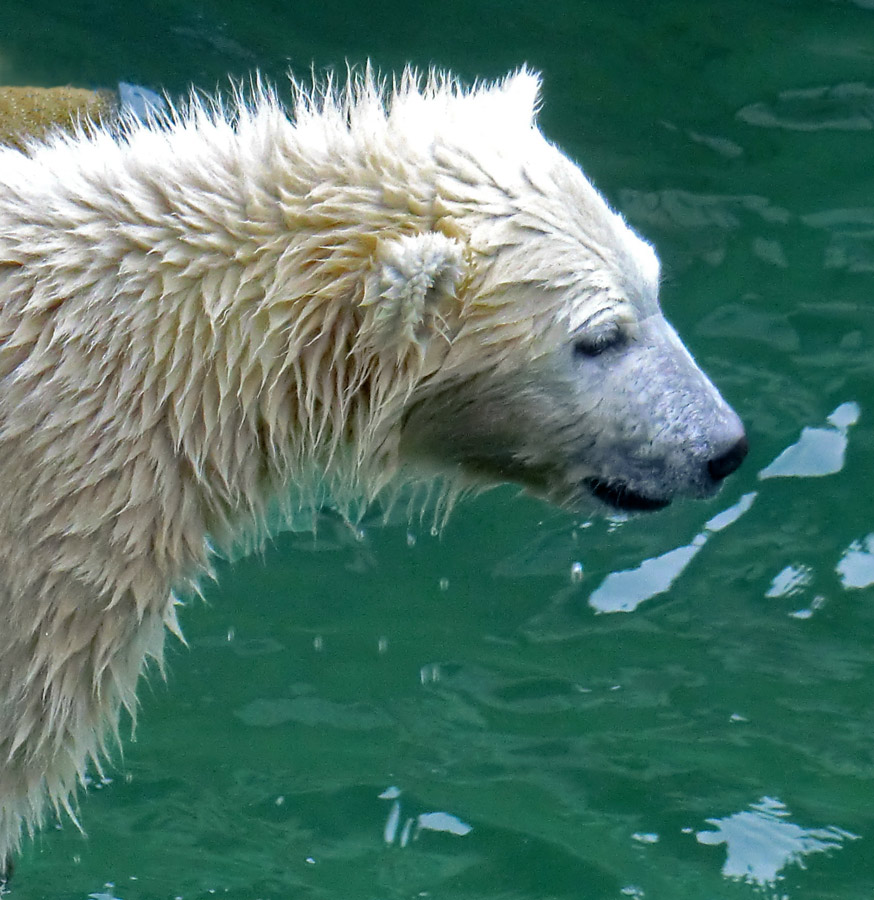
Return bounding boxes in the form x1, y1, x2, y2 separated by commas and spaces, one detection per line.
707, 434, 749, 482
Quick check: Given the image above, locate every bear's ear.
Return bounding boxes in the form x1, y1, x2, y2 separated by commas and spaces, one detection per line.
360, 231, 466, 354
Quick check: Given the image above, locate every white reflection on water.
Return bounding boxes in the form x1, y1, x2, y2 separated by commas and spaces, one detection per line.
417, 812, 473, 836
759, 401, 859, 480
765, 565, 813, 599
836, 534, 874, 589
379, 787, 472, 847
696, 796, 859, 887
87, 888, 123, 900
589, 493, 757, 614
765, 563, 825, 619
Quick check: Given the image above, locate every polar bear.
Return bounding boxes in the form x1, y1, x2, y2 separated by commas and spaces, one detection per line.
0, 68, 746, 878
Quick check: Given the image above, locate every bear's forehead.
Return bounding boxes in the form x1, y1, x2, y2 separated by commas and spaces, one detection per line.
414, 124, 662, 325
561, 230, 661, 332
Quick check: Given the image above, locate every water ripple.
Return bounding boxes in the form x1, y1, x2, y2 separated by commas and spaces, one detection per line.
738, 83, 874, 131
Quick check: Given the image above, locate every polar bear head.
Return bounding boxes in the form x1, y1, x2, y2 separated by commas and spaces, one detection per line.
344, 70, 747, 511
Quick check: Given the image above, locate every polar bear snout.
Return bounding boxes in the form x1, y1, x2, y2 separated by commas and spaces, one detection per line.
578, 408, 747, 514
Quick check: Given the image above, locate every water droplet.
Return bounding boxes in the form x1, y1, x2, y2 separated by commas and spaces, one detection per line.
420, 663, 441, 684
384, 799, 401, 844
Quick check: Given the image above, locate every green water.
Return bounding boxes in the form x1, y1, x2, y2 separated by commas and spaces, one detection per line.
2, 1, 874, 898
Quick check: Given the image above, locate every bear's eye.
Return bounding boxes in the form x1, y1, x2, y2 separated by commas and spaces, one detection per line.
572, 323, 626, 359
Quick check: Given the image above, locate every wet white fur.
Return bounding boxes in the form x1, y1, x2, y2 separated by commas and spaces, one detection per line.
0, 67, 660, 866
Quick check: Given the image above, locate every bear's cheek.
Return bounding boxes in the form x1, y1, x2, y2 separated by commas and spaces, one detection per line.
398, 368, 596, 490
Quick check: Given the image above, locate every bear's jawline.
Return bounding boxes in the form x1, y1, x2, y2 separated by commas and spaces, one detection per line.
585, 478, 671, 512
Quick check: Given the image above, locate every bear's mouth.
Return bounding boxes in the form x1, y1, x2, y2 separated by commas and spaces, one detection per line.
584, 478, 671, 512
455, 457, 672, 513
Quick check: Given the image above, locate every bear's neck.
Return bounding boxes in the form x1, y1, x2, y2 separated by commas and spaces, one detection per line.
0, 109, 450, 564
121, 175, 406, 542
